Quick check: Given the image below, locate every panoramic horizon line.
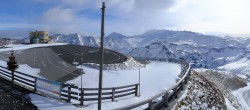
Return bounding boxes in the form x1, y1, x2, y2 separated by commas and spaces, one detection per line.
1, 28, 249, 39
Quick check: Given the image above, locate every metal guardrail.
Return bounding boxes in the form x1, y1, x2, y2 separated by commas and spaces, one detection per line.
113, 61, 191, 110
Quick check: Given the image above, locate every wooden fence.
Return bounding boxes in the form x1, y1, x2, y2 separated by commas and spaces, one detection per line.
0, 60, 190, 109
0, 65, 139, 106
0, 65, 36, 91
60, 83, 139, 105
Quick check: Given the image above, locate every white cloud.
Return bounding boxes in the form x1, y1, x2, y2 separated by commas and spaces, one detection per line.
106, 0, 135, 13
172, 0, 250, 34
40, 6, 75, 24
32, 0, 179, 35
30, 0, 250, 36
0, 23, 30, 29
36, 9, 100, 36
134, 0, 175, 12
61, 0, 90, 7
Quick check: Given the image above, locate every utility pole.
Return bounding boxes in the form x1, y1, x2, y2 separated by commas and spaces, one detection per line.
80, 53, 83, 106
139, 66, 141, 96
98, 2, 105, 110
81, 53, 83, 89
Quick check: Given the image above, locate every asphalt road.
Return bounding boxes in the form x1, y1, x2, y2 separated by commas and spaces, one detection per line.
0, 77, 37, 110
0, 47, 80, 82
50, 45, 127, 64
0, 45, 127, 83
11, 47, 77, 82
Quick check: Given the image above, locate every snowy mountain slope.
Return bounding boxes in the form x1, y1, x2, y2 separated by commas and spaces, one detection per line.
216, 50, 250, 75
104, 32, 137, 54
129, 42, 174, 59
195, 69, 250, 110
104, 29, 250, 75
51, 33, 98, 46
218, 58, 250, 75
4, 29, 248, 75
174, 71, 226, 110
47, 29, 250, 75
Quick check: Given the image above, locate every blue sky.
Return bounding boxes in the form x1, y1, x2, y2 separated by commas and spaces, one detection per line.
1, 0, 250, 36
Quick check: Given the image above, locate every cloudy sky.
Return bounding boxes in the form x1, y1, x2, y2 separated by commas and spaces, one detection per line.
0, 0, 250, 36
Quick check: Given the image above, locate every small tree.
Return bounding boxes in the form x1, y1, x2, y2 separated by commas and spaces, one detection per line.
7, 51, 18, 82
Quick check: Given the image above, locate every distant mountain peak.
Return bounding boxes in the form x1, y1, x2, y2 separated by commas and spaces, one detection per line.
51, 33, 98, 47
107, 32, 126, 39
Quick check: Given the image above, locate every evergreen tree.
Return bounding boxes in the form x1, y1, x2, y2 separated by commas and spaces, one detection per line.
7, 51, 18, 82
7, 52, 18, 71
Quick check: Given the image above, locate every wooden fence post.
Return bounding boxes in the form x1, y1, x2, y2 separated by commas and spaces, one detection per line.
11, 71, 14, 82
67, 84, 71, 103
148, 100, 154, 110
174, 87, 178, 99
164, 93, 169, 107
135, 84, 139, 96
112, 88, 115, 101
180, 82, 184, 91
34, 77, 37, 92
80, 88, 84, 106
184, 77, 188, 84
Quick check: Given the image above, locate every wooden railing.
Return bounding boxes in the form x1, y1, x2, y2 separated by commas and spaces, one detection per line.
0, 65, 139, 106
114, 61, 191, 110
0, 60, 190, 109
0, 65, 36, 91
60, 83, 139, 105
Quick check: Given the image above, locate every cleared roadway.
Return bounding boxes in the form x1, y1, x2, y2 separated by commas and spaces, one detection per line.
0, 45, 127, 83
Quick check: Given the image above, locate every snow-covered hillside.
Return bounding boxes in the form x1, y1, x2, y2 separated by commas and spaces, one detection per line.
48, 29, 250, 75
4, 29, 250, 75
51, 33, 98, 46
104, 29, 250, 75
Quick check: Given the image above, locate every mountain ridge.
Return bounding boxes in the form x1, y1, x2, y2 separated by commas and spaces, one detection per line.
2, 29, 250, 75
104, 29, 250, 75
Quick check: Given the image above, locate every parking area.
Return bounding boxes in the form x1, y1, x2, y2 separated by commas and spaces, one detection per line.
50, 45, 127, 64
0, 45, 127, 82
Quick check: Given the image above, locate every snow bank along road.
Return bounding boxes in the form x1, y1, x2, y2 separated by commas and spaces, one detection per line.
0, 44, 127, 82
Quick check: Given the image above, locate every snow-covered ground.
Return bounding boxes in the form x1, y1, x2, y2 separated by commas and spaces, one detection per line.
0, 44, 182, 110
232, 82, 250, 110
29, 62, 181, 110
218, 58, 250, 75
195, 69, 250, 110
0, 60, 41, 80
0, 43, 67, 52
173, 72, 225, 110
